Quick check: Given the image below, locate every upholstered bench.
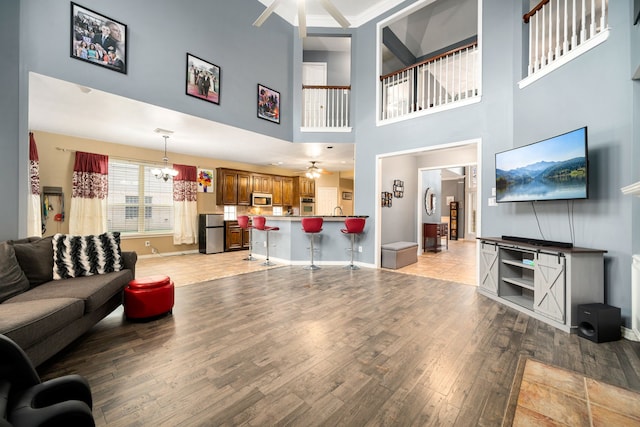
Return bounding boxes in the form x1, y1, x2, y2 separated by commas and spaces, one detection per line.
381, 241, 419, 269
124, 275, 174, 320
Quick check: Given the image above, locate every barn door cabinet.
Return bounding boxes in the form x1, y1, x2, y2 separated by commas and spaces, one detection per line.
477, 237, 606, 333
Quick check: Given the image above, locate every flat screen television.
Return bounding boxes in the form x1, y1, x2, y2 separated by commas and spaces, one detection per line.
496, 127, 588, 203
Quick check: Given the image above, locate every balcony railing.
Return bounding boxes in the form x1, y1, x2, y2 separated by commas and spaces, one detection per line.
524, 0, 608, 77
380, 42, 479, 121
301, 85, 351, 130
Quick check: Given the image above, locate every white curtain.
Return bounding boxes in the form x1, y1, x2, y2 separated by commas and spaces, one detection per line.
173, 164, 198, 245
69, 151, 109, 235
27, 133, 42, 237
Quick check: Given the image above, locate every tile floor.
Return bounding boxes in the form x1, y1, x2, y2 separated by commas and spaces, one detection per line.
513, 358, 640, 426
135, 238, 478, 288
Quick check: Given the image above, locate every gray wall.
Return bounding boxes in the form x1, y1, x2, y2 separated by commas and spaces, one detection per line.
4, 0, 638, 326
350, 0, 636, 326
0, 0, 21, 240
380, 155, 418, 244
303, 49, 351, 86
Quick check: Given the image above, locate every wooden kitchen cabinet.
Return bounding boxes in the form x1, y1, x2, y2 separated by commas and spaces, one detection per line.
216, 168, 251, 205
273, 176, 295, 206
252, 174, 272, 194
224, 220, 250, 251
295, 177, 315, 198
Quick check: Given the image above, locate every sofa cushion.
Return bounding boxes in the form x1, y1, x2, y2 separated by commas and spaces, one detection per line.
52, 232, 123, 280
6, 270, 133, 314
0, 243, 30, 303
10, 236, 54, 288
0, 298, 84, 349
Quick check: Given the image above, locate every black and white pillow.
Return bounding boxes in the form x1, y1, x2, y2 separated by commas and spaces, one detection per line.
53, 232, 123, 280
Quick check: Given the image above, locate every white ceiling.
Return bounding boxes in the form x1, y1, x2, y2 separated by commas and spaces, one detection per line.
28, 1, 407, 176
29, 73, 355, 174
257, 0, 405, 28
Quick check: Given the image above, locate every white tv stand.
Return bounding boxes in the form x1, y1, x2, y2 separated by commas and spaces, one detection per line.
477, 237, 606, 333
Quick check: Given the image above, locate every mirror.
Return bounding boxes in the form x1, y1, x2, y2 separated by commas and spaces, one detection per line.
424, 187, 436, 215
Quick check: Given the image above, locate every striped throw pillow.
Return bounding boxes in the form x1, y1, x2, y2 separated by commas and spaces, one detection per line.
52, 232, 122, 280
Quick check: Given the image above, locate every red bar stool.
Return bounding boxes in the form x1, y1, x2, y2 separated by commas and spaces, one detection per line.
301, 217, 323, 270
237, 215, 256, 261
252, 216, 279, 266
341, 217, 366, 270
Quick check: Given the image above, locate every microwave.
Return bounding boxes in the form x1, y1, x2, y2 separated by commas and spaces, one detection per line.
251, 193, 272, 207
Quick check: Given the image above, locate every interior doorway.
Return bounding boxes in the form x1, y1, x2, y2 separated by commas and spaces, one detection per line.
302, 62, 327, 127
376, 139, 481, 276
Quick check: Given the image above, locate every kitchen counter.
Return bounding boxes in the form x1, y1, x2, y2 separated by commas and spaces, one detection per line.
248, 215, 371, 267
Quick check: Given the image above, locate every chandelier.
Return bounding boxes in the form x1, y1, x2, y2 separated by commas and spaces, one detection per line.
150, 135, 179, 181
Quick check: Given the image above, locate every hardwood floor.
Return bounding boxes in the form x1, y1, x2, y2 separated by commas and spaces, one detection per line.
37, 241, 640, 426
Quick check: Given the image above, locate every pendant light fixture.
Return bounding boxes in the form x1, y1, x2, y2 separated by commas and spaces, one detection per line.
150, 134, 179, 181
305, 161, 322, 179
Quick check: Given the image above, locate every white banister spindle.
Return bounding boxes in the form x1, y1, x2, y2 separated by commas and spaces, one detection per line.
563, 0, 569, 54
547, 1, 554, 63
571, 0, 577, 48
529, 13, 540, 71
600, 0, 606, 31
590, 0, 596, 38
541, 8, 547, 66
555, 0, 561, 59
580, 0, 586, 43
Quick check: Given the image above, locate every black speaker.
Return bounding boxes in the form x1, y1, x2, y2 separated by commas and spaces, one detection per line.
577, 303, 621, 343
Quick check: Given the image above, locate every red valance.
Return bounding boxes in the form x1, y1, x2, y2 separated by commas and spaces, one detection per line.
173, 164, 197, 182
73, 151, 109, 174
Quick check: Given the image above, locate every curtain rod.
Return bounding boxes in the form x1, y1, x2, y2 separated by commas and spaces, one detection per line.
54, 147, 210, 169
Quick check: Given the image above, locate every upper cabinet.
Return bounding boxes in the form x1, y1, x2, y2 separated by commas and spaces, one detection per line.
217, 168, 297, 206
296, 177, 315, 198
216, 168, 251, 206
273, 176, 295, 206
252, 174, 273, 194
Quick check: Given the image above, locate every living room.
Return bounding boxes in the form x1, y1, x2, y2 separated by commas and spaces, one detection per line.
2, 0, 640, 425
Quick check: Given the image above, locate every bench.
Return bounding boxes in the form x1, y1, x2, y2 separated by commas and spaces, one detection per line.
381, 241, 419, 269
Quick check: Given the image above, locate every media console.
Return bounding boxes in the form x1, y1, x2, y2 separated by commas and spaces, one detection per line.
501, 235, 573, 248
477, 237, 606, 333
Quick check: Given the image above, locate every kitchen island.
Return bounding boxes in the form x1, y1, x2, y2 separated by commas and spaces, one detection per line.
248, 216, 371, 267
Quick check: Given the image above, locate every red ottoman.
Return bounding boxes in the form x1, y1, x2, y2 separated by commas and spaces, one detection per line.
124, 275, 174, 320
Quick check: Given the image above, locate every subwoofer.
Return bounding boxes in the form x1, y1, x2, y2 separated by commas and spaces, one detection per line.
577, 303, 621, 343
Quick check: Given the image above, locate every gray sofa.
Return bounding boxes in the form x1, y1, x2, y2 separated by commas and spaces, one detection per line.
0, 235, 137, 367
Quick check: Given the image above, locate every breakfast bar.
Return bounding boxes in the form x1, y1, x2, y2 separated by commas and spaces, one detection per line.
248, 216, 370, 266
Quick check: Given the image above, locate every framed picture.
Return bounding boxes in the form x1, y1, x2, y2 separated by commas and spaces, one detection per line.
257, 84, 280, 124
70, 2, 127, 74
197, 169, 214, 193
186, 53, 221, 105
342, 192, 352, 200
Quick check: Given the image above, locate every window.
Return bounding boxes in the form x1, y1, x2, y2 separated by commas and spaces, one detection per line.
107, 160, 174, 234
223, 205, 236, 221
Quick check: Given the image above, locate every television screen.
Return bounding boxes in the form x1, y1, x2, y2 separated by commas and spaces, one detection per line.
496, 127, 588, 203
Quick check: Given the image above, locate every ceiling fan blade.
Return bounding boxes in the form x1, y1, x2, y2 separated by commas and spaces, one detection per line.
298, 0, 307, 38
253, 0, 285, 27
318, 0, 351, 28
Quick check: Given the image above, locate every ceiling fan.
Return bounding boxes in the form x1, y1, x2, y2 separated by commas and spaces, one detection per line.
253, 0, 350, 38
301, 161, 331, 179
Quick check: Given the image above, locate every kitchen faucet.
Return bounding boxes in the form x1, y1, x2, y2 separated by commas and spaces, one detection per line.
333, 206, 343, 216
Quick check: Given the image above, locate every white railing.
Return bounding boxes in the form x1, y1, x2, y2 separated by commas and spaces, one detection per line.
380, 42, 479, 121
524, 0, 608, 76
301, 85, 351, 129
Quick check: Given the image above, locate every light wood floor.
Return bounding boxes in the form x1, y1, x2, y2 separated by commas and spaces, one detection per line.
37, 240, 640, 426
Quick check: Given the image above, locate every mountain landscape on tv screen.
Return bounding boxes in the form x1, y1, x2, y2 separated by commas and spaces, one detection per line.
496, 156, 587, 201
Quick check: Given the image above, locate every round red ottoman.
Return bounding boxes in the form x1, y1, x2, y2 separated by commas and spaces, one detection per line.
124, 275, 174, 320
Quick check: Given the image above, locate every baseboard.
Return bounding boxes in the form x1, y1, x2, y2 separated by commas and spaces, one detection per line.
622, 326, 640, 342
137, 249, 199, 259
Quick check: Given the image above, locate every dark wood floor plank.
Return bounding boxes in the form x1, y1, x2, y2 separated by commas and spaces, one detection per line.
37, 266, 640, 426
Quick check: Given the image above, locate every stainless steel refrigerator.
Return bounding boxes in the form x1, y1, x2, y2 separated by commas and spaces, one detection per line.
198, 214, 224, 254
